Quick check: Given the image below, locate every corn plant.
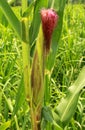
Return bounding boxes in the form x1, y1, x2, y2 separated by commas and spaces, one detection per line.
0, 0, 85, 130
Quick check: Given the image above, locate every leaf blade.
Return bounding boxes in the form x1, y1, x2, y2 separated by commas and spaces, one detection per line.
46, 0, 66, 71
0, 0, 21, 39
29, 0, 48, 45
54, 66, 85, 126
13, 76, 25, 115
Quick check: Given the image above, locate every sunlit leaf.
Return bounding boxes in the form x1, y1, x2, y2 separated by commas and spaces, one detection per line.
0, 0, 21, 39
22, 1, 35, 17
0, 121, 11, 130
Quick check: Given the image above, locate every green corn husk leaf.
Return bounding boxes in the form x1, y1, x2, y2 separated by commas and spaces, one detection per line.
29, 0, 48, 45
0, 0, 21, 39
31, 25, 44, 127
31, 25, 44, 106
54, 66, 85, 127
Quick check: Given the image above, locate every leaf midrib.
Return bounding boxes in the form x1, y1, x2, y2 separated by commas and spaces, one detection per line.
61, 78, 85, 121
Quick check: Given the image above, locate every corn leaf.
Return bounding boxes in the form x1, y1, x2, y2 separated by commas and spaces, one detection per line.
46, 0, 66, 71
54, 66, 85, 126
22, 1, 35, 17
29, 0, 48, 45
0, 0, 21, 39
42, 106, 63, 130
31, 25, 44, 106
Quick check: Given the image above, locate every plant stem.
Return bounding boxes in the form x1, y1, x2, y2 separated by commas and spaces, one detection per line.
22, 40, 30, 98
21, 1, 35, 130
21, 0, 31, 101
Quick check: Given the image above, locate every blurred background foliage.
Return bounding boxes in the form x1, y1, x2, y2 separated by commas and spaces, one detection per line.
0, 0, 85, 129
6, 0, 85, 6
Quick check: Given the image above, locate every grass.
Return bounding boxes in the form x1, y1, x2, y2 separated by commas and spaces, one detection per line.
0, 3, 85, 130
51, 4, 85, 129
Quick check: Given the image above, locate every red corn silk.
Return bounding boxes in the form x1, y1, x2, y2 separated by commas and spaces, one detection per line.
40, 9, 59, 54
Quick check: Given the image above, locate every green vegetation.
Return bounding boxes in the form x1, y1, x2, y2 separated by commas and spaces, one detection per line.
0, 2, 85, 130
51, 4, 85, 129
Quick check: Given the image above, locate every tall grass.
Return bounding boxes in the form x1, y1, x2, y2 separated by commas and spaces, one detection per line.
0, 3, 85, 130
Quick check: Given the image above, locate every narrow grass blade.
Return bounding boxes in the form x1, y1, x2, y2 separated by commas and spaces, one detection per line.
3, 94, 20, 130
13, 76, 25, 115
3, 94, 13, 112
0, 0, 21, 39
54, 66, 85, 126
0, 91, 2, 113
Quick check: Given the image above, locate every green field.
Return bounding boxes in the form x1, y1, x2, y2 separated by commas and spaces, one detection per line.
0, 3, 85, 130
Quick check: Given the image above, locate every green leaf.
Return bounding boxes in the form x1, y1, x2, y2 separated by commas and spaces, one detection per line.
42, 106, 53, 123
0, 121, 11, 130
0, 9, 8, 26
42, 106, 63, 130
3, 94, 13, 112
46, 0, 66, 71
31, 25, 44, 105
13, 76, 25, 115
29, 0, 48, 45
0, 0, 21, 39
44, 0, 66, 110
0, 91, 2, 113
44, 75, 50, 104
3, 94, 20, 129
22, 1, 35, 17
54, 66, 85, 126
